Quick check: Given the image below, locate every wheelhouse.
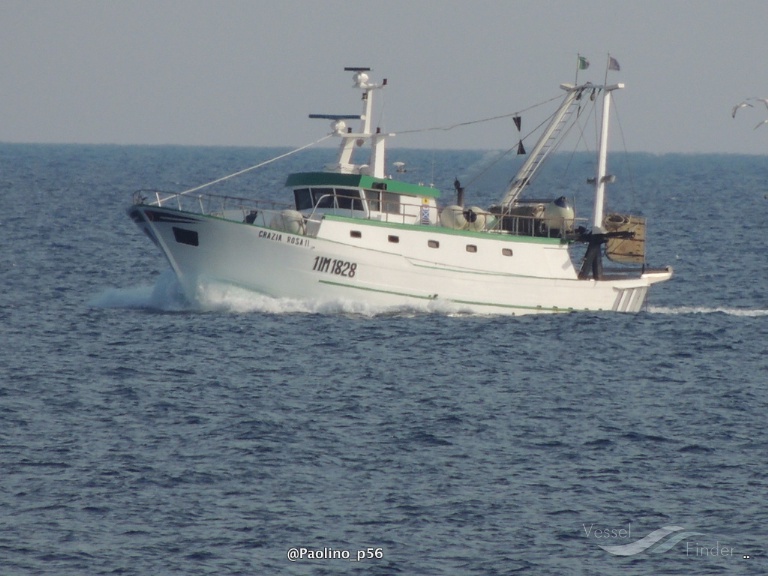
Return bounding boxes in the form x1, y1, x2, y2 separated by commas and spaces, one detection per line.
287, 172, 439, 225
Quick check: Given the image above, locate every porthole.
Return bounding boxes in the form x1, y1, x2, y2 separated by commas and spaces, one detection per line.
350, 230, 362, 238
173, 227, 199, 247
502, 248, 513, 256
466, 244, 477, 253
428, 240, 439, 248
388, 235, 400, 243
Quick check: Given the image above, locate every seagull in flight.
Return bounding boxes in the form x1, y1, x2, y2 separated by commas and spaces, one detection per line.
732, 100, 753, 118
732, 97, 768, 128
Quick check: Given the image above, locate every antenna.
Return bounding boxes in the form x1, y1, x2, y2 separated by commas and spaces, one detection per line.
308, 114, 362, 120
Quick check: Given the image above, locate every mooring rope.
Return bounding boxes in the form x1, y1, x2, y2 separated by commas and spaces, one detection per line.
176, 133, 333, 197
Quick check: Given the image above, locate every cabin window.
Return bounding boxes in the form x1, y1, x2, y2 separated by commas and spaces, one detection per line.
294, 188, 312, 211
366, 190, 381, 211
381, 192, 401, 214
336, 188, 363, 211
388, 235, 400, 243
428, 240, 440, 248
312, 188, 335, 208
350, 230, 362, 238
502, 248, 513, 256
466, 244, 477, 253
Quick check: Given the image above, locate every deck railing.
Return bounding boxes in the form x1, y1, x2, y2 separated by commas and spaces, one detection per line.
132, 189, 585, 240
133, 189, 293, 218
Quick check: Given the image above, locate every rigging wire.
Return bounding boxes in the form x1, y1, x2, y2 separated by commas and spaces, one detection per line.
393, 93, 564, 136
610, 98, 638, 212
462, 113, 553, 190
460, 92, 593, 191
562, 95, 599, 177
176, 133, 333, 197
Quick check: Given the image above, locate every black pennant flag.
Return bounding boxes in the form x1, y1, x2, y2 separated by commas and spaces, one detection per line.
513, 115, 522, 131
517, 140, 526, 155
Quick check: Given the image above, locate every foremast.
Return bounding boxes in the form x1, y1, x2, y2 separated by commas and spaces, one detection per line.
310, 67, 390, 178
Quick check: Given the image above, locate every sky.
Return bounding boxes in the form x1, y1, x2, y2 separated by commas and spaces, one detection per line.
2, 0, 768, 154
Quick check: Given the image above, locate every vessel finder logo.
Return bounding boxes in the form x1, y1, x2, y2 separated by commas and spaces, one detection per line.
585, 524, 703, 556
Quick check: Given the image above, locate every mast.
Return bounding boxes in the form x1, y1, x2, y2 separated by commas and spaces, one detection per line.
310, 68, 390, 178
578, 81, 625, 281
592, 83, 624, 232
499, 83, 586, 208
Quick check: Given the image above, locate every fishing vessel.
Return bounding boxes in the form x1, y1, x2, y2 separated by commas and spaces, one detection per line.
128, 66, 672, 314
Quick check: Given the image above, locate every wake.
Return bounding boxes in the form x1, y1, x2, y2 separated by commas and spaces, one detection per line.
92, 273, 766, 318
647, 305, 768, 317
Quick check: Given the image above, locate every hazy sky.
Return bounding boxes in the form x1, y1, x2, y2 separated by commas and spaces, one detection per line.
2, 0, 768, 153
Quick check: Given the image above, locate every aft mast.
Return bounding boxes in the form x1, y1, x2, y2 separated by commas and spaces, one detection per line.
592, 83, 624, 232
579, 79, 626, 280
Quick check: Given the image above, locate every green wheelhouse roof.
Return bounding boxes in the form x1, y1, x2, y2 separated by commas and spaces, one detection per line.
285, 172, 441, 199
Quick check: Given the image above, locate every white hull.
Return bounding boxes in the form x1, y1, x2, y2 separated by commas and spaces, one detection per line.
126, 68, 672, 314
129, 206, 670, 315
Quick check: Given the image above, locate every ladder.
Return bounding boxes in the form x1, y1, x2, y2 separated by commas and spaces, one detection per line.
499, 84, 584, 207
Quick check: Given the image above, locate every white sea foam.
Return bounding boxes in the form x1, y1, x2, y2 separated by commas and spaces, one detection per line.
95, 271, 767, 318
192, 279, 470, 316
90, 270, 190, 312
92, 271, 470, 317
648, 305, 768, 317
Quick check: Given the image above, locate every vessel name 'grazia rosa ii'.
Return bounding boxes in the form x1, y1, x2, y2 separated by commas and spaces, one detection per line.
128, 64, 672, 315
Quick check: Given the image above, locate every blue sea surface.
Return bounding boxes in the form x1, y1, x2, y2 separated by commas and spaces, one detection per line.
1, 144, 767, 575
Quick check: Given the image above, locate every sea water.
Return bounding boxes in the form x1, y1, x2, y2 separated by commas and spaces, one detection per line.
1, 144, 767, 575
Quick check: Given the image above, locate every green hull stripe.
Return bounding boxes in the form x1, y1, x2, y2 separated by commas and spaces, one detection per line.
318, 279, 576, 313
318, 279, 439, 300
